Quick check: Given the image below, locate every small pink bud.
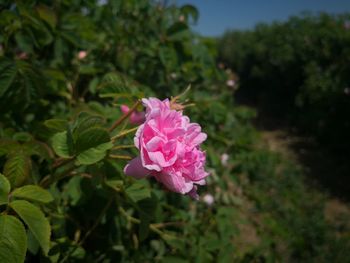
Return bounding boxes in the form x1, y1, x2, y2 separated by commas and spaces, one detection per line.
120, 105, 146, 125
78, 51, 87, 60
179, 15, 185, 22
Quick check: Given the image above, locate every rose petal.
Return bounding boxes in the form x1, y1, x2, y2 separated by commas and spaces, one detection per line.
124, 156, 150, 179
154, 171, 193, 194
188, 186, 199, 200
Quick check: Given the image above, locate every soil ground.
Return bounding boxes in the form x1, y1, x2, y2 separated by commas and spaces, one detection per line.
257, 124, 350, 238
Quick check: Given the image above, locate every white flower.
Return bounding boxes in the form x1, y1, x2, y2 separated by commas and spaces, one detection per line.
202, 194, 214, 206
226, 79, 235, 87
220, 153, 229, 166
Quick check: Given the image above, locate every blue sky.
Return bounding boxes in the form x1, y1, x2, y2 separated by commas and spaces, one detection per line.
175, 0, 350, 36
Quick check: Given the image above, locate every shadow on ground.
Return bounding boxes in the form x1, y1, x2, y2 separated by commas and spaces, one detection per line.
250, 106, 350, 203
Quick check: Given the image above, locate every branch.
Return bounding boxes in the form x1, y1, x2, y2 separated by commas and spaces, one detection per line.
108, 100, 141, 132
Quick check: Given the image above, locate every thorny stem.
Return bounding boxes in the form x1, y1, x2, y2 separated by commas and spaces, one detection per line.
40, 164, 76, 188
52, 157, 74, 169
112, 144, 135, 150
111, 126, 139, 142
108, 154, 132, 160
108, 100, 141, 132
118, 207, 177, 238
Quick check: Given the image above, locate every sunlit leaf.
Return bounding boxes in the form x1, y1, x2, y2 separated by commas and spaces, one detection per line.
4, 152, 31, 187
75, 127, 110, 153
12, 185, 54, 204
125, 180, 151, 203
44, 119, 68, 132
76, 141, 113, 165
0, 215, 27, 263
0, 173, 10, 205
51, 131, 72, 158
10, 200, 51, 256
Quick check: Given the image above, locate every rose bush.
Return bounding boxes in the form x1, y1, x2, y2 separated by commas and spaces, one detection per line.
0, 1, 349, 262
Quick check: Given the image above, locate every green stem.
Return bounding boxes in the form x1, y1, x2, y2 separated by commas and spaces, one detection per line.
40, 165, 76, 188
112, 144, 135, 150
111, 126, 139, 142
108, 154, 132, 160
118, 207, 174, 238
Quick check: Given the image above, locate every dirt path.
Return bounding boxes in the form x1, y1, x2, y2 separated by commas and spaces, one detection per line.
260, 129, 350, 236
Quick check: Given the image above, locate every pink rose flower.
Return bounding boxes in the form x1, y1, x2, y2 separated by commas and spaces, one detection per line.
124, 98, 209, 199
120, 105, 146, 125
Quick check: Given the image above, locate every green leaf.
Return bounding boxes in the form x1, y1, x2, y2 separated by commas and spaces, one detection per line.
10, 200, 51, 256
15, 32, 34, 53
0, 59, 17, 97
167, 22, 190, 41
125, 180, 151, 203
0, 215, 27, 263
12, 185, 54, 204
36, 5, 57, 29
4, 152, 31, 187
180, 4, 199, 22
44, 119, 67, 132
65, 176, 83, 206
98, 72, 127, 94
72, 112, 104, 139
159, 47, 178, 70
76, 142, 113, 165
0, 173, 10, 205
13, 132, 32, 142
105, 179, 124, 192
51, 131, 72, 158
22, 141, 52, 160
97, 72, 141, 97
0, 139, 19, 156
75, 127, 110, 153
138, 216, 150, 242
27, 230, 40, 255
